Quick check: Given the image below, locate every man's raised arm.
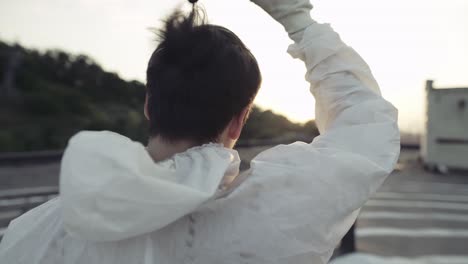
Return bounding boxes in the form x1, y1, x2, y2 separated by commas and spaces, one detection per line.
252, 0, 399, 168
248, 0, 400, 258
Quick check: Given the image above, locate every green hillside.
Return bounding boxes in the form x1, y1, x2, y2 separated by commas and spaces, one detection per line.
0, 41, 317, 152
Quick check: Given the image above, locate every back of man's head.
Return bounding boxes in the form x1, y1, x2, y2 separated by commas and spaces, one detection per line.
146, 7, 262, 144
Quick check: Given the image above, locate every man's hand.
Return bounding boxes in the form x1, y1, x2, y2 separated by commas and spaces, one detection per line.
250, 0, 315, 36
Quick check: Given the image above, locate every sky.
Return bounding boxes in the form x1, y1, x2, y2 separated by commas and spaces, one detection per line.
1, 0, 467, 133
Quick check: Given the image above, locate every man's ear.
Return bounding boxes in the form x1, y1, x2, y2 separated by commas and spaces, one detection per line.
227, 106, 250, 140
144, 94, 150, 120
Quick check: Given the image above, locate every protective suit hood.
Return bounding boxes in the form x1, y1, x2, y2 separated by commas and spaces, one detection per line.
60, 131, 240, 241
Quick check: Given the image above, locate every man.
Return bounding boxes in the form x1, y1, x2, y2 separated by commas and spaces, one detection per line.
0, 0, 400, 263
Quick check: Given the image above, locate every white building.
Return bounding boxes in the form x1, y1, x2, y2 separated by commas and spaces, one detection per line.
420, 80, 468, 170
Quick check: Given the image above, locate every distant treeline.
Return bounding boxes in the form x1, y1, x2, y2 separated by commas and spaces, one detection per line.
0, 41, 318, 152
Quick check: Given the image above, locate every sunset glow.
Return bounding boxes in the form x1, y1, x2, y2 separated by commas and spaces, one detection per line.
1, 0, 467, 132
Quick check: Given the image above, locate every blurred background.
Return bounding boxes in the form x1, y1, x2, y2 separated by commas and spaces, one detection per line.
0, 0, 467, 263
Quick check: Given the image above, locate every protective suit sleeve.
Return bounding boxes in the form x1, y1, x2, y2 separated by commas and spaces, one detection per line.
250, 0, 315, 37
247, 21, 400, 260
290, 22, 400, 169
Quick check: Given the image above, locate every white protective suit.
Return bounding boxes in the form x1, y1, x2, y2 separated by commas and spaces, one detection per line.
0, 4, 400, 264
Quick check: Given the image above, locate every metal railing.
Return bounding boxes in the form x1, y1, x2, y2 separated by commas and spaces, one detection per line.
0, 150, 63, 165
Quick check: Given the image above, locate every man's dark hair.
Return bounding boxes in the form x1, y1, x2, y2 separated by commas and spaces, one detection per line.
146, 7, 262, 143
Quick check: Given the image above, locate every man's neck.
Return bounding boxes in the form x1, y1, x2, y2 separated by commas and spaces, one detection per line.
146, 136, 198, 162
